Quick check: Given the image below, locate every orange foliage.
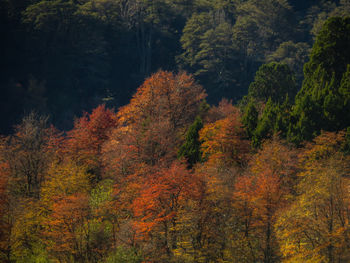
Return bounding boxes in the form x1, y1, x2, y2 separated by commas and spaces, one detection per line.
301, 131, 346, 164
132, 162, 199, 236
45, 193, 91, 261
200, 109, 250, 167
234, 138, 298, 221
205, 98, 237, 123
117, 70, 206, 129
104, 71, 206, 177
233, 137, 298, 261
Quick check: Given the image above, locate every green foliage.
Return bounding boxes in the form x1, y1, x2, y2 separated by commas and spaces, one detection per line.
233, 0, 295, 60
267, 41, 310, 86
178, 10, 244, 100
195, 22, 242, 97
274, 96, 292, 137
90, 179, 113, 210
250, 96, 292, 147
308, 0, 350, 39
290, 17, 350, 144
339, 65, 350, 122
304, 16, 350, 83
252, 98, 278, 147
247, 62, 297, 104
14, 242, 51, 263
105, 247, 143, 263
178, 116, 203, 167
242, 100, 258, 138
243, 61, 296, 146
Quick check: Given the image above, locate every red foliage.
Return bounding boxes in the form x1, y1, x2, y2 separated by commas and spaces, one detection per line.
132, 162, 201, 239
65, 105, 117, 179
45, 193, 90, 260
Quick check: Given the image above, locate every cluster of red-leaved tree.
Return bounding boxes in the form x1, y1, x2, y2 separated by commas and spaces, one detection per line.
1, 70, 350, 263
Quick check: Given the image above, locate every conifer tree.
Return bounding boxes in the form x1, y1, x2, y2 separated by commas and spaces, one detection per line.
178, 116, 203, 168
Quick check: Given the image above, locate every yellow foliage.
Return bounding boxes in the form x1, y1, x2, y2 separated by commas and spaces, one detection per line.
41, 160, 91, 206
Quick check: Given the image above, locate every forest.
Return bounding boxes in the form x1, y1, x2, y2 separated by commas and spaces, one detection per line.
1, 0, 350, 133
1, 0, 350, 263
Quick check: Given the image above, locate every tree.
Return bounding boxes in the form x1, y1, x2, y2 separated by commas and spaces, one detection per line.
308, 0, 350, 39
65, 105, 117, 182
233, 0, 295, 61
178, 116, 203, 167
247, 62, 297, 104
178, 5, 247, 101
242, 100, 258, 139
109, 70, 206, 167
290, 17, 350, 143
5, 112, 59, 198
40, 160, 91, 207
275, 132, 350, 263
200, 108, 250, 167
89, 180, 118, 257
303, 17, 350, 84
266, 41, 310, 86
44, 193, 92, 263
194, 22, 243, 99
131, 162, 202, 262
251, 97, 292, 147
0, 158, 11, 263
252, 99, 278, 147
233, 137, 298, 263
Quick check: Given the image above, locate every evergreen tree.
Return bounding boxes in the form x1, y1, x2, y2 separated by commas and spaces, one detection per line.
290, 17, 350, 144
252, 98, 278, 147
242, 100, 258, 138
247, 62, 297, 104
178, 116, 203, 167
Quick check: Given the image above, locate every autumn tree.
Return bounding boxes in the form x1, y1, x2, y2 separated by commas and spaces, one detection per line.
175, 162, 239, 262
204, 98, 237, 123
275, 132, 350, 262
44, 193, 91, 262
131, 162, 202, 262
174, 103, 250, 262
103, 72, 206, 261
4, 113, 59, 198
40, 160, 91, 207
65, 104, 117, 182
0, 146, 11, 263
232, 137, 298, 262
105, 70, 206, 172
39, 159, 92, 260
200, 107, 250, 168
